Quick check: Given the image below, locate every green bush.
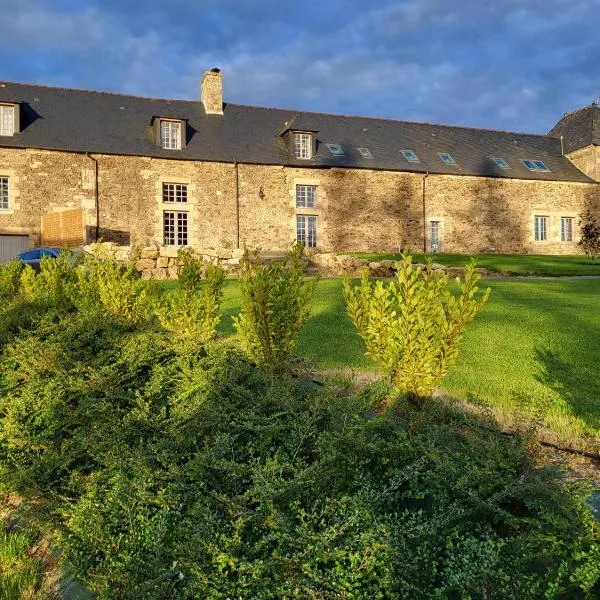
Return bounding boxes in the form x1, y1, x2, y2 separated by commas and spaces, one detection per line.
1, 326, 597, 598
156, 249, 225, 350
233, 243, 317, 371
0, 251, 597, 599
344, 252, 490, 401
76, 256, 155, 325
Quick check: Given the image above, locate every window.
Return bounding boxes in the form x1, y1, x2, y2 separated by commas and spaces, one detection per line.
296, 215, 317, 248
160, 120, 181, 150
401, 149, 420, 162
560, 217, 574, 242
0, 177, 8, 210
533, 160, 550, 172
493, 158, 510, 169
293, 132, 312, 159
430, 220, 440, 252
162, 183, 188, 203
439, 152, 456, 165
163, 211, 188, 246
326, 143, 344, 155
296, 184, 316, 208
0, 106, 14, 136
357, 147, 373, 158
523, 159, 551, 172
534, 215, 548, 241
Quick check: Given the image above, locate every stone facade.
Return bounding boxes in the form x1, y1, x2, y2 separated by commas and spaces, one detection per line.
0, 146, 598, 256
567, 146, 600, 182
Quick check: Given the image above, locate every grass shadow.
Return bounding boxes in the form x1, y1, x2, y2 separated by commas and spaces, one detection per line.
535, 348, 600, 431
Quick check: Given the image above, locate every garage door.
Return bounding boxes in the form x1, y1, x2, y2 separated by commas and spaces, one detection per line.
0, 235, 30, 262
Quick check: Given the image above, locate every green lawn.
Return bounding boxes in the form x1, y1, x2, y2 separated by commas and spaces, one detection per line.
349, 252, 600, 277
216, 278, 600, 448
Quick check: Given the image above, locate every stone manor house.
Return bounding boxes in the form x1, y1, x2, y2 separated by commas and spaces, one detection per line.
0, 68, 598, 260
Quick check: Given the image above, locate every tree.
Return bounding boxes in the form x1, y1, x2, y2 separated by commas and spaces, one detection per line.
578, 210, 600, 261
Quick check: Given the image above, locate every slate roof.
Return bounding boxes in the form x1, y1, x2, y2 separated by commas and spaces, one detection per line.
0, 81, 594, 183
548, 104, 600, 154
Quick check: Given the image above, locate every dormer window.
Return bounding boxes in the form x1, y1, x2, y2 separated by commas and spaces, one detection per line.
0, 104, 18, 137
160, 120, 182, 150
293, 132, 313, 159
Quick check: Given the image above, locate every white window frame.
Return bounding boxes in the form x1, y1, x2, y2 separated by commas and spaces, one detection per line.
296, 184, 317, 208
162, 182, 188, 203
0, 105, 14, 137
293, 132, 312, 159
560, 216, 574, 242
534, 215, 548, 241
430, 220, 441, 252
160, 120, 182, 150
0, 176, 8, 210
296, 215, 317, 248
163, 210, 188, 246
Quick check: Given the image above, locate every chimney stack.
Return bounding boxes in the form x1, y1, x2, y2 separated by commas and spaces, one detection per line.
201, 68, 223, 115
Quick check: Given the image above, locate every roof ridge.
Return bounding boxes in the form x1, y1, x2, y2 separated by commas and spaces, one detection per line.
226, 100, 556, 139
1, 79, 558, 140
0, 80, 198, 104
558, 102, 600, 120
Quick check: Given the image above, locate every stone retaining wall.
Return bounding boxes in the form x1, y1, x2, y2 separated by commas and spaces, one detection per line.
311, 252, 492, 278
83, 242, 244, 280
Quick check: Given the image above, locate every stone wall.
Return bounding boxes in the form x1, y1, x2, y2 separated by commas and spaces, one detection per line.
0, 146, 598, 256
567, 146, 600, 182
83, 241, 244, 280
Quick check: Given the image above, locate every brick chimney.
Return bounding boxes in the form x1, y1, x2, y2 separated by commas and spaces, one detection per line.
201, 68, 223, 115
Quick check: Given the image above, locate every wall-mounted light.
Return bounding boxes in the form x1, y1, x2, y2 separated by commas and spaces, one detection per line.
258, 186, 265, 200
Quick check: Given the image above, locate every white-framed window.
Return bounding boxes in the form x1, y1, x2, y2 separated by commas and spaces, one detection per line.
560, 217, 574, 242
534, 215, 548, 241
160, 120, 182, 150
163, 211, 188, 246
0, 106, 14, 136
296, 184, 316, 208
293, 132, 312, 159
297, 215, 317, 248
162, 182, 188, 203
0, 177, 8, 210
430, 220, 440, 252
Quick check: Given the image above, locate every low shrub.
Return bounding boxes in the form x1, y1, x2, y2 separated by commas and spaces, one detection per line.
156, 249, 225, 350
233, 243, 317, 371
344, 252, 490, 401
0, 326, 597, 598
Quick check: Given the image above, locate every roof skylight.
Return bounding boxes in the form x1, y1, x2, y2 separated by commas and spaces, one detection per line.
401, 149, 420, 162
439, 153, 456, 165
326, 143, 344, 156
493, 158, 510, 169
522, 160, 536, 171
533, 160, 550, 172
357, 147, 373, 158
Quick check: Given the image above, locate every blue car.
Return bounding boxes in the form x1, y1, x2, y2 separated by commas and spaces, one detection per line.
17, 247, 85, 271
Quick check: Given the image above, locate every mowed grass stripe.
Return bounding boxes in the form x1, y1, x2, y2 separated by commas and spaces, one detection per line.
214, 278, 600, 445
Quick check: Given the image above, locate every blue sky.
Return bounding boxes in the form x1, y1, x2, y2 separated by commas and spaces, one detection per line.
2, 0, 599, 133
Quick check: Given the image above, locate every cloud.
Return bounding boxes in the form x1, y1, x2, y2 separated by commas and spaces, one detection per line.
0, 0, 599, 134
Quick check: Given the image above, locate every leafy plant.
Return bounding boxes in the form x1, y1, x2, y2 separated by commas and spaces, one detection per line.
0, 259, 23, 299
579, 210, 600, 260
344, 252, 490, 401
233, 243, 317, 371
20, 251, 79, 313
155, 249, 225, 350
76, 256, 155, 326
